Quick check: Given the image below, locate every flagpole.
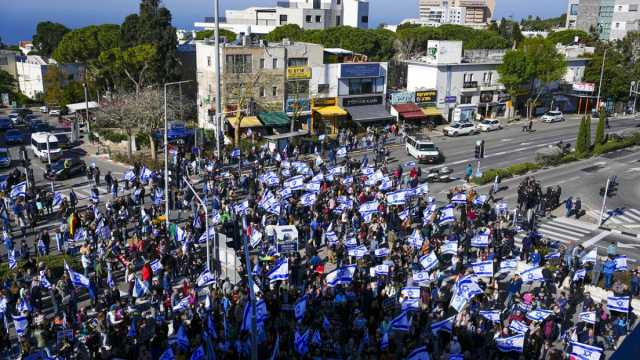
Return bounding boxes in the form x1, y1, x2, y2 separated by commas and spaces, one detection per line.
242, 214, 259, 360
183, 176, 211, 272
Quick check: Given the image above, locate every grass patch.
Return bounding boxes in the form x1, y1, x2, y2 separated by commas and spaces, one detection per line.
0, 254, 79, 282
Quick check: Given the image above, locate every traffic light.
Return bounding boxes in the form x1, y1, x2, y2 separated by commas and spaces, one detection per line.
475, 140, 485, 159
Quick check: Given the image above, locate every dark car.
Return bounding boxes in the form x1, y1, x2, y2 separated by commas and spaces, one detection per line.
30, 121, 50, 133
45, 157, 86, 180
4, 129, 24, 144
54, 133, 71, 149
0, 118, 13, 131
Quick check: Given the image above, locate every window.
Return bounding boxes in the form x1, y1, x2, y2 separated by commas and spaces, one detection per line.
226, 54, 252, 73
318, 84, 329, 93
316, 15, 322, 23
336, 16, 341, 25
207, 56, 211, 67
343, 78, 383, 95
463, 73, 474, 82
260, 58, 265, 69
483, 72, 492, 84
361, 16, 368, 23
280, 14, 288, 25
260, 87, 265, 97
272, 86, 278, 96
287, 58, 308, 67
618, 6, 623, 11
337, 0, 341, 4
570, 4, 578, 15
460, 95, 472, 104
306, 15, 312, 23
273, 58, 278, 69
631, 4, 638, 12
286, 80, 310, 95
616, 22, 620, 28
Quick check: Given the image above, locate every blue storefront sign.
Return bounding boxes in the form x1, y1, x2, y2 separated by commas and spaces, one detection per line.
341, 63, 381, 78
390, 92, 415, 105
445, 96, 457, 103
286, 98, 311, 113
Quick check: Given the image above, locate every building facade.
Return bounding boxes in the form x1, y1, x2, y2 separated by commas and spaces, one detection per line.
15, 56, 85, 99
195, 0, 369, 36
418, 0, 494, 28
567, 0, 640, 41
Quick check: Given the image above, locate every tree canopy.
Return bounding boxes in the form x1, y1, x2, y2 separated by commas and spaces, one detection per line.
32, 21, 70, 57
195, 29, 237, 42
53, 24, 121, 63
547, 29, 593, 46
520, 14, 567, 31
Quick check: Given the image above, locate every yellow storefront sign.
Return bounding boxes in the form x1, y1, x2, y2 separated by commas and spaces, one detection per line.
287, 66, 312, 79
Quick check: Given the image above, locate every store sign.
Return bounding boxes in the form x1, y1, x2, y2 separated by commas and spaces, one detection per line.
286, 98, 311, 113
312, 97, 336, 107
573, 82, 595, 92
343, 95, 383, 107
480, 91, 494, 103
463, 81, 478, 89
287, 66, 312, 79
340, 63, 381, 78
390, 91, 415, 105
445, 96, 457, 103
415, 90, 437, 103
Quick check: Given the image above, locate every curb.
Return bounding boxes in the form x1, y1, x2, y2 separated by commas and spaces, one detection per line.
598, 226, 640, 239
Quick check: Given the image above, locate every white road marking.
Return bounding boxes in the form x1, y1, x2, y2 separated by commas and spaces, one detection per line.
581, 231, 611, 248
520, 142, 531, 146
501, 138, 512, 142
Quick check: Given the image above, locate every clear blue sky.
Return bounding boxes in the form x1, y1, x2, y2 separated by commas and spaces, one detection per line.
0, 0, 567, 44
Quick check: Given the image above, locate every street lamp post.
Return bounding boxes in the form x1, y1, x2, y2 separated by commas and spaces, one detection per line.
182, 176, 211, 272
163, 80, 192, 230
214, 0, 223, 157
596, 48, 607, 111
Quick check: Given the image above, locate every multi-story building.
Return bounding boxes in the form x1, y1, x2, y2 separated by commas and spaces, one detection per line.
195, 0, 369, 36
418, 0, 494, 28
404, 40, 591, 122
15, 55, 85, 99
566, 0, 640, 41
0, 50, 19, 81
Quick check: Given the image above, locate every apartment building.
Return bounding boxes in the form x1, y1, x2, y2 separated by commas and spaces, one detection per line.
15, 55, 85, 99
195, 0, 369, 36
418, 0, 494, 28
566, 0, 640, 41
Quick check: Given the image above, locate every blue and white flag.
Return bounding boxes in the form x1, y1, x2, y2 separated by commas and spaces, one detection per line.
325, 230, 338, 245
401, 298, 420, 312
423, 204, 437, 224
390, 311, 411, 332
294, 295, 307, 322
149, 259, 163, 274
140, 166, 153, 183
197, 269, 216, 288
496, 334, 524, 352
380, 332, 389, 350
230, 148, 241, 158
451, 193, 467, 204
570, 342, 603, 360
10, 181, 26, 199
398, 208, 410, 221
578, 311, 596, 324
581, 248, 597, 264
374, 264, 390, 276
300, 192, 317, 207
430, 315, 455, 334
607, 295, 630, 313
326, 264, 357, 287
359, 201, 379, 214
473, 195, 487, 206
496, 202, 509, 214
471, 260, 493, 277
343, 176, 353, 186
234, 200, 249, 215
39, 271, 52, 290
305, 181, 321, 193
380, 177, 393, 191
8, 250, 16, 270
198, 227, 216, 244
408, 229, 424, 249
573, 269, 587, 282
123, 169, 136, 182
438, 205, 455, 225
375, 248, 390, 257
500, 259, 518, 272
133, 278, 149, 298
386, 190, 408, 206
53, 192, 64, 208
65, 262, 91, 288
190, 345, 205, 360
294, 329, 310, 355
361, 167, 374, 176
173, 297, 190, 312
268, 258, 289, 282
412, 271, 431, 284
545, 252, 561, 260
471, 230, 490, 248
348, 245, 368, 258
527, 309, 553, 322
176, 226, 187, 243
415, 182, 429, 196
284, 175, 305, 190
401, 287, 421, 300
159, 347, 175, 360
441, 241, 458, 255
519, 266, 545, 283
419, 252, 439, 272
311, 329, 322, 346
479, 310, 501, 323
336, 147, 347, 158
328, 166, 345, 176
13, 314, 28, 336
310, 172, 324, 184
509, 320, 529, 334
407, 345, 430, 360
615, 255, 629, 271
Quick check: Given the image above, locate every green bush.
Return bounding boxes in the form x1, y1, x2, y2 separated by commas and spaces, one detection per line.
135, 132, 150, 149
473, 162, 541, 185
111, 152, 162, 171
0, 254, 78, 281
97, 129, 128, 143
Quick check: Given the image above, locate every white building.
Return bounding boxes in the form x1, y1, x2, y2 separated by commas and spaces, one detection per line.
195, 0, 369, 36
15, 55, 85, 99
419, 0, 494, 28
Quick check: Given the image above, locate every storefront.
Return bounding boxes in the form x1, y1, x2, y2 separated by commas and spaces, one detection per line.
257, 112, 291, 134
414, 90, 442, 126
453, 104, 477, 123
311, 97, 347, 135
391, 103, 426, 123
342, 95, 395, 127
226, 115, 264, 141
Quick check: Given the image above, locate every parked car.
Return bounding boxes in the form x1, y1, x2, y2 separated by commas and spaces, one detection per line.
40, 105, 49, 113
477, 119, 503, 132
443, 122, 478, 136
541, 110, 564, 123
45, 157, 86, 180
0, 118, 13, 131
0, 148, 11, 168
29, 120, 50, 133
8, 113, 21, 125
54, 133, 71, 149
49, 109, 61, 116
4, 129, 24, 144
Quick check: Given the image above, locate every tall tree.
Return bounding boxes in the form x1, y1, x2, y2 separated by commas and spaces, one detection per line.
497, 37, 567, 118
32, 21, 70, 57
97, 44, 158, 95
43, 66, 65, 105
0, 70, 17, 95
594, 109, 606, 147
53, 24, 120, 63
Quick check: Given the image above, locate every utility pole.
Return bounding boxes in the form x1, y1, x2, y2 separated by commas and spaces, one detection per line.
599, 177, 611, 226
214, 0, 223, 157
242, 215, 259, 360
596, 48, 607, 111
83, 82, 91, 142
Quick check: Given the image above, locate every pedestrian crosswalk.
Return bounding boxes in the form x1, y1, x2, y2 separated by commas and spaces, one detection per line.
514, 217, 598, 248
588, 208, 640, 229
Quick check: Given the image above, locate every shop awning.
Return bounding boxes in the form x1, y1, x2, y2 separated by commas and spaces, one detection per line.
257, 112, 290, 127
422, 107, 442, 117
392, 103, 422, 114
227, 116, 262, 128
402, 110, 427, 120
345, 105, 395, 123
314, 106, 347, 117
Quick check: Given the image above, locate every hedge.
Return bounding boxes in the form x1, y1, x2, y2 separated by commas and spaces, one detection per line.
0, 254, 79, 282
474, 162, 542, 185
96, 129, 128, 143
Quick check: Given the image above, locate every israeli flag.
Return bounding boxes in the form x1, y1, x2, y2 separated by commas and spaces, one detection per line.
423, 204, 436, 224
159, 347, 175, 360
107, 270, 115, 288
375, 247, 390, 257
258, 190, 277, 210
412, 271, 431, 284
441, 241, 458, 255
348, 245, 368, 258
380, 332, 389, 350
284, 175, 305, 190
570, 342, 603, 360
579, 311, 596, 324
471, 260, 493, 277
310, 172, 324, 184
451, 192, 467, 204
406, 346, 430, 360
279, 187, 293, 200
496, 333, 524, 353
359, 201, 379, 214
581, 248, 597, 264
401, 298, 420, 312
361, 167, 375, 176
211, 210, 221, 225
415, 182, 429, 196
479, 310, 501, 323
263, 171, 280, 186
408, 229, 423, 249
65, 262, 91, 288
133, 278, 149, 298
419, 252, 439, 272
294, 296, 307, 322
325, 230, 338, 245
294, 329, 310, 355
140, 166, 153, 183
268, 258, 289, 282
401, 287, 421, 300
471, 229, 490, 248
39, 271, 52, 289
500, 259, 518, 272
148, 259, 162, 274
300, 192, 317, 207
305, 181, 321, 193
615, 255, 629, 271
173, 297, 190, 312
123, 169, 136, 182
387, 190, 408, 206
13, 314, 28, 336
311, 329, 322, 346
8, 250, 16, 270
326, 264, 357, 287
545, 252, 561, 260
176, 226, 187, 243
496, 202, 509, 214
197, 269, 216, 287
234, 200, 249, 215
345, 236, 358, 248
607, 295, 630, 313
250, 229, 262, 248
473, 195, 487, 206
573, 269, 587, 282
519, 266, 545, 283
527, 309, 553, 322
509, 320, 529, 334
438, 205, 455, 225
374, 264, 389, 276
53, 192, 64, 208
390, 311, 411, 332
336, 147, 347, 158
230, 148, 241, 158
398, 208, 410, 221
431, 315, 455, 334
379, 177, 393, 191
343, 176, 353, 186
190, 345, 205, 360
10, 181, 27, 199
198, 227, 216, 244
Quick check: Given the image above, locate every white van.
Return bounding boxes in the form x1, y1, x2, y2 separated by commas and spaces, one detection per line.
31, 132, 62, 162
405, 134, 443, 164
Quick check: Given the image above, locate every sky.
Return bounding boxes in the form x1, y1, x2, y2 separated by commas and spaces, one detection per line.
0, 0, 567, 44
